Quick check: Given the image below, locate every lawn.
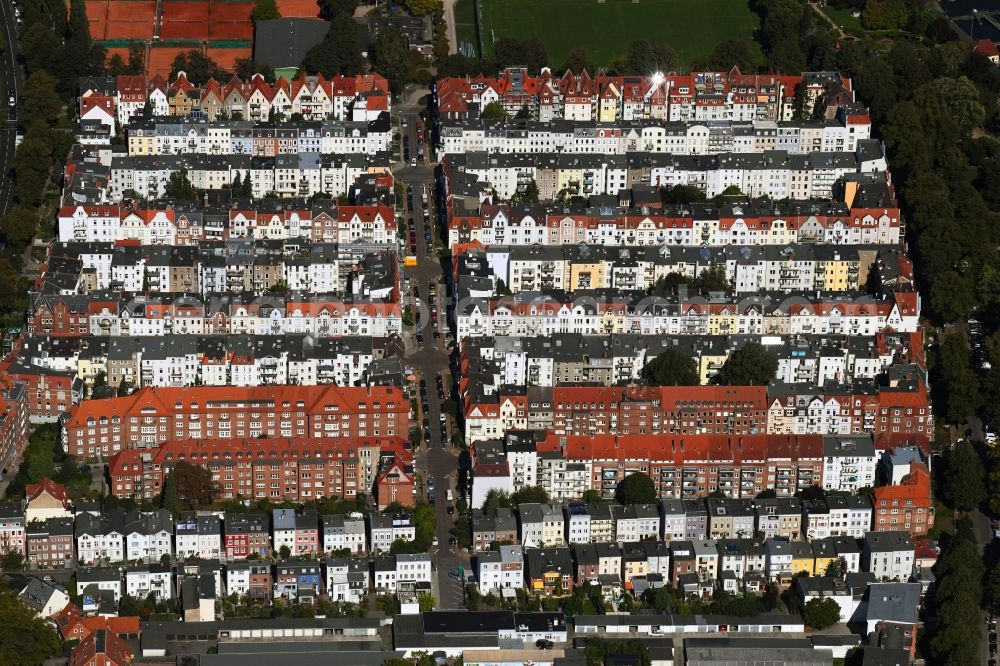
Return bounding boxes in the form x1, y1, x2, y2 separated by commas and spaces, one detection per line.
478, 0, 760, 68
454, 0, 479, 55
820, 5, 864, 34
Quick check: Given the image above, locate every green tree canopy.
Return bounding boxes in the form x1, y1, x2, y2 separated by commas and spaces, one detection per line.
403, 0, 442, 16
252, 0, 281, 21
0, 586, 61, 665
22, 71, 62, 127
481, 102, 509, 121
318, 0, 359, 20
645, 347, 699, 386
160, 461, 217, 513
170, 50, 229, 85
715, 342, 778, 386
625, 40, 677, 74
0, 209, 40, 253
301, 13, 365, 77
615, 472, 657, 505
372, 26, 409, 95
802, 597, 841, 629
562, 48, 596, 74
942, 440, 986, 511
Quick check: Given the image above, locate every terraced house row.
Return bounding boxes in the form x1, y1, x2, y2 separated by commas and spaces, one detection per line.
58, 202, 398, 244
7, 333, 404, 392
469, 432, 929, 505
124, 117, 391, 157
460, 330, 923, 388
437, 110, 871, 157
443, 177, 899, 248
79, 72, 391, 128
443, 145, 886, 201
26, 292, 402, 338
455, 290, 920, 341
108, 151, 394, 201
460, 381, 932, 443
60, 385, 409, 459
434, 68, 854, 123
457, 242, 892, 295
39, 242, 397, 295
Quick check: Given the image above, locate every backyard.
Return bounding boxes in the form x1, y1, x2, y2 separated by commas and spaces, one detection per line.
476, 0, 761, 67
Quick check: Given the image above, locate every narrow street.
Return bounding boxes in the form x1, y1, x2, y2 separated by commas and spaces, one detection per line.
0, 0, 23, 217
393, 109, 468, 610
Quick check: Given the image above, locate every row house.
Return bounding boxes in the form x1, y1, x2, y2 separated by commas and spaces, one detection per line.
479, 531, 897, 596
322, 514, 367, 554
480, 242, 882, 296
455, 289, 919, 343
443, 180, 901, 249
108, 436, 404, 504
803, 493, 874, 539
126, 117, 390, 158
126, 563, 174, 601
471, 507, 518, 551
445, 143, 885, 201
872, 463, 933, 537
372, 553, 433, 593
75, 511, 126, 564
175, 512, 223, 560
435, 68, 854, 124
108, 151, 389, 201
63, 384, 408, 458
326, 557, 368, 603
273, 509, 320, 556
462, 331, 909, 389
0, 504, 25, 555
438, 110, 871, 157
58, 203, 398, 245
226, 561, 273, 600
224, 513, 271, 559
369, 514, 416, 553
27, 517, 75, 568
81, 72, 390, 125
275, 561, 323, 599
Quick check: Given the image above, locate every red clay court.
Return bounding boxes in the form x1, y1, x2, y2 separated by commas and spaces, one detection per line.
89, 0, 255, 43
104, 1, 157, 40
276, 0, 320, 18
209, 1, 255, 40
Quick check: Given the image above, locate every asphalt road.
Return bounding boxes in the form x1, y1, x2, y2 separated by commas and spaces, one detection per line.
0, 0, 20, 217
394, 111, 469, 610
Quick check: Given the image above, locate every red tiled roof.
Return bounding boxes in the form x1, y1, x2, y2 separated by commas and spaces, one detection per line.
26, 478, 70, 508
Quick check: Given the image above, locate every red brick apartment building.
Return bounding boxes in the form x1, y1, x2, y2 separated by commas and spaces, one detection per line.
108, 436, 412, 503
62, 385, 409, 458
543, 433, 825, 497
872, 463, 934, 537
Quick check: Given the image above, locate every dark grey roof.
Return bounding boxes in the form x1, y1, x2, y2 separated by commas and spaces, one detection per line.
254, 19, 331, 69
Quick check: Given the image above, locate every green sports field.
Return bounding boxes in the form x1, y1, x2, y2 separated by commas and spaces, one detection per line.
478, 0, 761, 67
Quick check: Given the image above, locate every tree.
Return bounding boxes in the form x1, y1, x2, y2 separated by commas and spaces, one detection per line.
942, 440, 986, 512
715, 342, 777, 386
482, 489, 512, 516
645, 347, 699, 386
1, 550, 23, 571
166, 170, 200, 201
562, 48, 595, 74
510, 179, 539, 205
279, 545, 291, 560
615, 472, 657, 505
20, 25, 62, 76
171, 50, 229, 85
318, 0, 359, 20
252, 0, 281, 22
0, 586, 61, 665
234, 58, 276, 83
694, 38, 760, 72
21, 71, 62, 127
0, 209, 39, 253
513, 486, 549, 505
418, 593, 436, 612
301, 13, 365, 77
403, 0, 442, 16
160, 461, 216, 513
372, 26, 409, 95
481, 102, 509, 121
802, 597, 841, 629
626, 40, 677, 74
756, 489, 777, 500
127, 43, 145, 74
